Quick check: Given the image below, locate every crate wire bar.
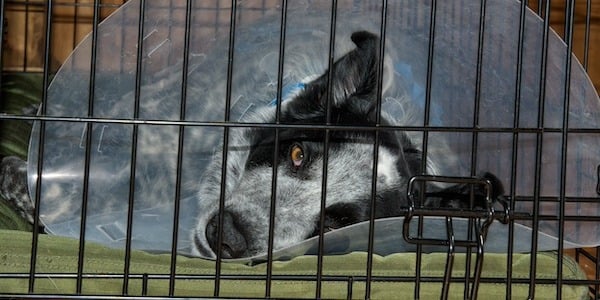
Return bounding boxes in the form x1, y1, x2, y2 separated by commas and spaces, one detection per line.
1, 0, 600, 299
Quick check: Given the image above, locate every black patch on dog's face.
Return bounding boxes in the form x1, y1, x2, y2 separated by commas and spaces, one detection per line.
243, 31, 420, 192
195, 31, 425, 259
237, 32, 422, 239
194, 31, 508, 259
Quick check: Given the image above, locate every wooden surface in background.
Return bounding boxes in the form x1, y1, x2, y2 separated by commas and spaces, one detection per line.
3, 0, 125, 72
2, 0, 599, 90
529, 0, 600, 91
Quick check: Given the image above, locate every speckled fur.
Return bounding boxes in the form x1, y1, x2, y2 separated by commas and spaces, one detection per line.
1, 156, 35, 224
192, 31, 428, 258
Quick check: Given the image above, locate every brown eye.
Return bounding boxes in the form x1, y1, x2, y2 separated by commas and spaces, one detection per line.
290, 144, 304, 168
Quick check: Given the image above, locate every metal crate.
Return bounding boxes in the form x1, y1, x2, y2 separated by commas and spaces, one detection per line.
1, 0, 600, 299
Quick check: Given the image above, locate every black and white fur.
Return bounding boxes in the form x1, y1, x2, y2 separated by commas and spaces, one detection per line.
1, 156, 34, 224
0, 30, 503, 260
192, 31, 504, 259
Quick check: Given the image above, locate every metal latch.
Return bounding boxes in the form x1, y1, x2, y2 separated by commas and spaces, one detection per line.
403, 175, 511, 300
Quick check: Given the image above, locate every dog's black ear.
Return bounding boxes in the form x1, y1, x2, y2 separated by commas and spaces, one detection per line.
285, 31, 380, 119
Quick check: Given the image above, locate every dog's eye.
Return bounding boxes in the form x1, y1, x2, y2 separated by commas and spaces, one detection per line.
290, 144, 304, 168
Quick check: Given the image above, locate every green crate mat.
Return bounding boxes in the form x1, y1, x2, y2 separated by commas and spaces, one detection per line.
0, 228, 588, 299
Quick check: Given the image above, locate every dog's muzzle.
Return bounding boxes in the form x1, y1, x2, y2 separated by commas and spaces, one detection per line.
205, 211, 248, 259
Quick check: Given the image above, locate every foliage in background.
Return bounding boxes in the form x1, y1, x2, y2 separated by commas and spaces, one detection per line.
0, 73, 44, 160
0, 73, 45, 231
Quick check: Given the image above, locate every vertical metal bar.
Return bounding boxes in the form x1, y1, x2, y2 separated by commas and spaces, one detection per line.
265, 128, 280, 297
417, 0, 437, 298
529, 0, 552, 298
471, 0, 488, 171
582, 0, 591, 70
466, 1, 488, 297
507, 0, 529, 298
315, 1, 338, 298
556, 0, 576, 298
23, 0, 30, 71
365, 1, 389, 299
470, 222, 486, 299
273, 1, 288, 124
421, 0, 437, 164
316, 130, 331, 300
73, 0, 79, 50
142, 273, 149, 296
76, 0, 101, 294
119, 0, 126, 74
472, 0, 487, 164
324, 0, 338, 126
214, 0, 238, 296
414, 188, 425, 290
123, 0, 147, 295
69, 0, 79, 71
167, 0, 175, 64
315, 134, 331, 299
265, 0, 288, 297
417, 0, 439, 295
463, 189, 474, 300
168, 0, 195, 296
347, 276, 354, 300
28, 0, 54, 293
441, 217, 455, 300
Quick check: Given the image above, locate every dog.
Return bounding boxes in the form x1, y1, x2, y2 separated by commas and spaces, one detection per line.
191, 31, 505, 259
0, 30, 504, 259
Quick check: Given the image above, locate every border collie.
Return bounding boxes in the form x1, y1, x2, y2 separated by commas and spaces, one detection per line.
191, 31, 504, 259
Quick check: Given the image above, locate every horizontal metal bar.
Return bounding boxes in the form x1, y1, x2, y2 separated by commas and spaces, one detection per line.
0, 273, 594, 285
3, 113, 597, 134
408, 208, 495, 219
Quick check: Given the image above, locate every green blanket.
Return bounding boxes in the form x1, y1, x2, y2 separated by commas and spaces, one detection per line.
0, 200, 32, 232
0, 229, 588, 299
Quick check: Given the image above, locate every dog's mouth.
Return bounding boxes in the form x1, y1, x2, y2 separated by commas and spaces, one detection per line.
200, 223, 338, 260
198, 202, 369, 259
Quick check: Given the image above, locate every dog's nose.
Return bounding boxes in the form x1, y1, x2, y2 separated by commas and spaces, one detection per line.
206, 211, 247, 259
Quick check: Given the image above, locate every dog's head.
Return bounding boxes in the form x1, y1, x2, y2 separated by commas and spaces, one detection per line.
192, 31, 422, 259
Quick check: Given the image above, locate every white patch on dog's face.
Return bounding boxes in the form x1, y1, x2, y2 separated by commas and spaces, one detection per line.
191, 31, 422, 259
377, 148, 399, 187
192, 129, 407, 258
